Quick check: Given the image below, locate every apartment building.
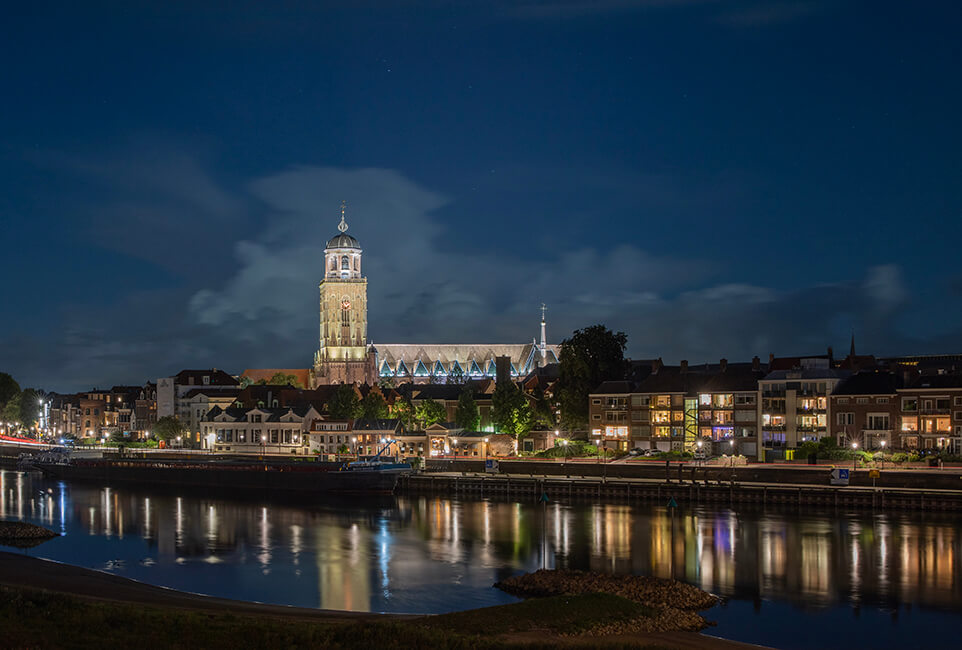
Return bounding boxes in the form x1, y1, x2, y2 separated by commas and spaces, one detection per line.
829, 372, 900, 450
898, 374, 962, 452
759, 365, 849, 459
589, 358, 766, 455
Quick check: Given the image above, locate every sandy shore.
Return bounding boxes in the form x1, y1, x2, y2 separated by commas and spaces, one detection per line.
0, 551, 772, 648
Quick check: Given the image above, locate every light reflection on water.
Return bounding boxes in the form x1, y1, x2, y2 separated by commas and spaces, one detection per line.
2, 470, 962, 648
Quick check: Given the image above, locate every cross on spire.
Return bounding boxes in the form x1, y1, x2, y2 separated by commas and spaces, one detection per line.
338, 201, 348, 233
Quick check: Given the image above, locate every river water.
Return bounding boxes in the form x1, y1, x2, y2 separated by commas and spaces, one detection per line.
2, 469, 961, 649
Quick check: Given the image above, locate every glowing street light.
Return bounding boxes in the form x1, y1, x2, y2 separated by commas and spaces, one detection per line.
852, 441, 858, 471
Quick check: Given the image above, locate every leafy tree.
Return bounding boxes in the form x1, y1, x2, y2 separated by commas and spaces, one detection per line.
359, 391, 390, 420
336, 443, 350, 455
239, 376, 254, 388
492, 379, 524, 433
556, 325, 628, 431
2, 393, 22, 427
511, 400, 534, 441
0, 373, 20, 409
267, 372, 303, 388
531, 386, 557, 429
390, 398, 415, 429
455, 386, 480, 431
153, 415, 184, 441
415, 398, 447, 428
19, 388, 42, 428
327, 384, 360, 420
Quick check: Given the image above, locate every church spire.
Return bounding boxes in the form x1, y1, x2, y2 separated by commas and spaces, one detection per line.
338, 200, 348, 233
540, 303, 547, 361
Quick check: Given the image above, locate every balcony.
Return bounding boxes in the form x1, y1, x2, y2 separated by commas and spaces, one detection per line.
920, 408, 950, 415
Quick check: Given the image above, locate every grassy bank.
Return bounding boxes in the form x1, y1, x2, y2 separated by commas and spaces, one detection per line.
0, 585, 680, 649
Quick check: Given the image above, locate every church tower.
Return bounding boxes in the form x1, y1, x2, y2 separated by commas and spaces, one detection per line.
311, 204, 376, 386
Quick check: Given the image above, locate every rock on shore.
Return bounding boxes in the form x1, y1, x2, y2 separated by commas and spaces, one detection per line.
495, 569, 720, 635
0, 521, 58, 541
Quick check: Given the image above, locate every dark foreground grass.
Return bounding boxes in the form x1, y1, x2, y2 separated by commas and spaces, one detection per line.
0, 586, 671, 649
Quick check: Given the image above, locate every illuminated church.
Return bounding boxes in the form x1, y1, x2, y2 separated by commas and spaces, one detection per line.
309, 206, 558, 387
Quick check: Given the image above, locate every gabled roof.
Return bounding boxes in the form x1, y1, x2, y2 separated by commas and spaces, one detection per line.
593, 381, 634, 395
241, 368, 311, 388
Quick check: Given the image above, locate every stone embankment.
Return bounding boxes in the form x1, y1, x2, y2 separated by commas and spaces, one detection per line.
495, 569, 719, 635
0, 521, 58, 542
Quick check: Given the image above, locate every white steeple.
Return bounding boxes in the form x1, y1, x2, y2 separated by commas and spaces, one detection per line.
540, 303, 547, 361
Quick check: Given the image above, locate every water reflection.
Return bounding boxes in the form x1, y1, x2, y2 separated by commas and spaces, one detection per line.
2, 469, 962, 617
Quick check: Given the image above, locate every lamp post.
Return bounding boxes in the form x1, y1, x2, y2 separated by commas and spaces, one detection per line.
880, 439, 886, 469
483, 437, 489, 463
851, 441, 858, 471
351, 436, 357, 459
451, 437, 458, 459
697, 440, 703, 465
562, 438, 568, 475
729, 438, 735, 468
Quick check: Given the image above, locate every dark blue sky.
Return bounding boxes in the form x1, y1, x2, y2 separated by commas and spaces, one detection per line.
2, 1, 960, 391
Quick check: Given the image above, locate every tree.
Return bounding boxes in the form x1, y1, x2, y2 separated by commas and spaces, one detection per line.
390, 398, 415, 429
415, 399, 447, 428
239, 376, 254, 388
0, 373, 20, 408
359, 391, 390, 420
556, 325, 628, 431
531, 386, 557, 429
455, 386, 480, 431
19, 388, 42, 428
2, 393, 22, 427
336, 443, 350, 455
267, 372, 303, 388
492, 379, 524, 433
327, 384, 360, 420
153, 416, 184, 441
511, 401, 534, 441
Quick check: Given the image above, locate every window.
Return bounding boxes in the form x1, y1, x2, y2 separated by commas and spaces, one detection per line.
956, 412, 962, 421
652, 410, 670, 424
94, 408, 99, 416
735, 394, 756, 405
630, 395, 650, 407
592, 414, 601, 420
877, 397, 889, 404
856, 397, 869, 404
866, 414, 890, 430
592, 399, 601, 405
631, 411, 643, 421
606, 412, 627, 422
203, 375, 210, 385
270, 430, 279, 443
902, 398, 917, 412
836, 412, 854, 425
236, 430, 247, 443
713, 394, 734, 408
655, 395, 671, 408
837, 398, 849, 404
936, 398, 950, 410
901, 417, 918, 432
699, 394, 711, 407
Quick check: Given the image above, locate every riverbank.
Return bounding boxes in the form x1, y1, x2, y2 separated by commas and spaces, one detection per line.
0, 552, 767, 649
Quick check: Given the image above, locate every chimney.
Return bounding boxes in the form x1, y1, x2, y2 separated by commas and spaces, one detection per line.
768, 353, 775, 365
651, 358, 663, 373
827, 347, 834, 365
495, 356, 512, 384
680, 360, 688, 374
752, 356, 760, 372
719, 358, 728, 373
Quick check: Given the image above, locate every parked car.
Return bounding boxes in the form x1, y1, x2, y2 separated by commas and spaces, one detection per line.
643, 449, 659, 457
628, 447, 643, 456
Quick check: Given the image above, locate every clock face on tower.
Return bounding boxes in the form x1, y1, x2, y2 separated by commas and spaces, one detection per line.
341, 298, 351, 310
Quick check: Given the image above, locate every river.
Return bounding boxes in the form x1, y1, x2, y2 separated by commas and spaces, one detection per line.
2, 469, 961, 649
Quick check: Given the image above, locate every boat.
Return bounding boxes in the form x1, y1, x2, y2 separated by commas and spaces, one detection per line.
32, 443, 412, 495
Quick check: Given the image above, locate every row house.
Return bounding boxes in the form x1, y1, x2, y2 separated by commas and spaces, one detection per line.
157, 369, 240, 440
589, 358, 766, 456
201, 405, 322, 454
830, 372, 900, 450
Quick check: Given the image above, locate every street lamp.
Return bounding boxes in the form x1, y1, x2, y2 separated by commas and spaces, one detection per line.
351, 436, 357, 458
729, 439, 735, 467
851, 441, 858, 471
451, 437, 458, 458
562, 438, 569, 474
483, 437, 489, 462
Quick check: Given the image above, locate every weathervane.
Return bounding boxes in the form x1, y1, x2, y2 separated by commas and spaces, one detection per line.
338, 200, 348, 233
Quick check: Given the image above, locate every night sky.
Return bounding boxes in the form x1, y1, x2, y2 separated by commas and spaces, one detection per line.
2, 1, 960, 392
